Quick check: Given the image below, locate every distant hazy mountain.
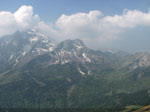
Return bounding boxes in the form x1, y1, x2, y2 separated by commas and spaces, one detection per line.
0, 29, 150, 110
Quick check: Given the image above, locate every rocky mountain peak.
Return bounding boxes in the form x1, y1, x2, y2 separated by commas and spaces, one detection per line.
0, 29, 56, 72
56, 39, 85, 51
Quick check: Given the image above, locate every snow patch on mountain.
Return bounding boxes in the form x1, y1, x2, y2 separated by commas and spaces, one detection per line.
29, 37, 38, 43
22, 51, 26, 57
58, 49, 72, 56
52, 60, 59, 64
82, 53, 91, 62
13, 56, 20, 69
61, 59, 71, 64
88, 70, 91, 75
9, 55, 14, 60
49, 47, 54, 51
78, 68, 85, 76
74, 44, 82, 50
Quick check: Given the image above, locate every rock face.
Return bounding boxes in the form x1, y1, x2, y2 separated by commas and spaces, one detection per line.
0, 29, 150, 109
0, 29, 56, 72
128, 52, 150, 70
0, 30, 115, 76
23, 38, 115, 76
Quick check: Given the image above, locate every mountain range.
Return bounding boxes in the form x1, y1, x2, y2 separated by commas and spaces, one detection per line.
0, 29, 150, 111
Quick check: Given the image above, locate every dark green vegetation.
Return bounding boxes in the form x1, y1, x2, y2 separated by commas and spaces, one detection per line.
0, 30, 150, 111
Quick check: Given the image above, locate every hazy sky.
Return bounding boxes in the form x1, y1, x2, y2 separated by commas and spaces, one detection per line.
0, 0, 150, 52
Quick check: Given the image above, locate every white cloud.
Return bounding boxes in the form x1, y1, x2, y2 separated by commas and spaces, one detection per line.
55, 9, 150, 48
0, 5, 150, 51
56, 10, 102, 39
0, 11, 17, 36
36, 21, 59, 38
14, 5, 40, 29
101, 9, 150, 29
0, 5, 40, 36
56, 9, 150, 36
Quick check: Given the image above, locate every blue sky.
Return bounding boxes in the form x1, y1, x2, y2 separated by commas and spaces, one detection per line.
0, 0, 150, 52
1, 0, 150, 22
